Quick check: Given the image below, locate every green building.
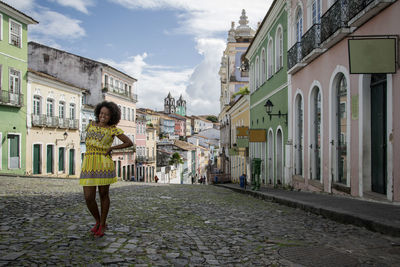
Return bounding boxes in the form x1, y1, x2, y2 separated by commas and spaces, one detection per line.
0, 2, 38, 175
245, 0, 288, 186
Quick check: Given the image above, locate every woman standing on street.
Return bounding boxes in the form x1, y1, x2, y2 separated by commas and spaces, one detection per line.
80, 101, 133, 237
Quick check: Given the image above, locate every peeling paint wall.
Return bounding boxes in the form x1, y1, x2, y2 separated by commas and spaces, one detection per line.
28, 42, 103, 106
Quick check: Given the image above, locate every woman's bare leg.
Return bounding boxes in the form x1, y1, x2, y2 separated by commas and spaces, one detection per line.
98, 185, 110, 227
83, 186, 100, 223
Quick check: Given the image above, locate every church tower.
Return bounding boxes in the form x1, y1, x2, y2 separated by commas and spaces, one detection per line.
176, 94, 186, 116
164, 92, 175, 114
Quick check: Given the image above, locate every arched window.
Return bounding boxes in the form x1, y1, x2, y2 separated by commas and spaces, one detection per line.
296, 8, 303, 42
312, 0, 321, 24
261, 49, 266, 83
275, 26, 283, 71
335, 74, 347, 184
267, 38, 273, 78
255, 57, 259, 88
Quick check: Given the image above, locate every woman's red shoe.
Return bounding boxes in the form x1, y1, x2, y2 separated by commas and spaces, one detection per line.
94, 225, 105, 237
90, 222, 100, 234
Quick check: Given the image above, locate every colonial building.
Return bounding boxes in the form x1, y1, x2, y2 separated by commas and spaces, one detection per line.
218, 9, 255, 177
28, 42, 138, 180
26, 70, 85, 177
246, 0, 288, 186
287, 0, 400, 202
0, 2, 38, 175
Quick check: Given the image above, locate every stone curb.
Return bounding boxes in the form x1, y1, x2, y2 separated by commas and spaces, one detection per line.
216, 184, 400, 237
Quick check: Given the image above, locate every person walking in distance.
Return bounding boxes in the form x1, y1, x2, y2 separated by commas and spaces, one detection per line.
80, 101, 133, 237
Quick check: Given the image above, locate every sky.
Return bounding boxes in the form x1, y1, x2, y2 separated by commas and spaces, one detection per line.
6, 0, 272, 116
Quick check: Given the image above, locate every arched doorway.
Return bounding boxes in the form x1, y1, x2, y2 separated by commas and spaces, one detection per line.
276, 129, 283, 185
268, 130, 274, 184
294, 94, 303, 176
310, 87, 321, 180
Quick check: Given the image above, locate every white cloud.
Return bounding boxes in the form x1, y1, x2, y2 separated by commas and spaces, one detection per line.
109, 0, 272, 115
98, 54, 193, 113
50, 0, 95, 14
2, 0, 35, 10
30, 10, 85, 39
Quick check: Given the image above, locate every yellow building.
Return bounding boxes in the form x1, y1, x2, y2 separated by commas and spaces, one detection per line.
26, 70, 86, 177
228, 95, 250, 182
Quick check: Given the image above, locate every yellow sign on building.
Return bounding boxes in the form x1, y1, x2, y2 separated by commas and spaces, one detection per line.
249, 129, 266, 142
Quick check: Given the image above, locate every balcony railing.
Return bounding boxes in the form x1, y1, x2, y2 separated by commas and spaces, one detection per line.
69, 119, 79, 129
321, 0, 350, 44
301, 23, 321, 59
287, 42, 303, 70
31, 114, 46, 127
58, 118, 70, 129
46, 116, 59, 127
102, 83, 138, 102
0, 90, 23, 107
348, 0, 374, 22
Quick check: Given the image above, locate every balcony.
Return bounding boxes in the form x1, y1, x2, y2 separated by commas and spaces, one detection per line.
102, 83, 139, 102
69, 119, 79, 129
320, 0, 351, 49
58, 118, 70, 129
287, 42, 306, 74
0, 90, 23, 107
46, 116, 59, 128
301, 24, 324, 63
31, 114, 46, 127
348, 0, 395, 27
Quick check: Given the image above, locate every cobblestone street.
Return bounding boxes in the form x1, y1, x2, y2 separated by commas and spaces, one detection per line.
1, 177, 400, 266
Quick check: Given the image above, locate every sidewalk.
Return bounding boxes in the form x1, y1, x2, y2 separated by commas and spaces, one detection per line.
216, 183, 400, 237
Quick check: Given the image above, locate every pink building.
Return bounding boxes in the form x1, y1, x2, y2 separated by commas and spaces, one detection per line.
287, 0, 399, 202
135, 111, 147, 181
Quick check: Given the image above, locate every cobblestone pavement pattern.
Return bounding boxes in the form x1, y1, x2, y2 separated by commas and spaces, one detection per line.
1, 177, 400, 266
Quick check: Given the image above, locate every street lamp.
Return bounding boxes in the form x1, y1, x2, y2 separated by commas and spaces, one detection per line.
56, 131, 68, 144
264, 99, 288, 125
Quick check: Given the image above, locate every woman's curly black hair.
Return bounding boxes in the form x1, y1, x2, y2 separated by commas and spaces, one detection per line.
94, 101, 121, 126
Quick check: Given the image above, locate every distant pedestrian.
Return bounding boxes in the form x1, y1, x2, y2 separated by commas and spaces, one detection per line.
154, 175, 159, 183
80, 101, 133, 237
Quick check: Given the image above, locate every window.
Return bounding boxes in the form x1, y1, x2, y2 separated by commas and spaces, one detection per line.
275, 27, 283, 71
69, 103, 75, 120
9, 19, 22, 48
104, 74, 108, 87
296, 8, 303, 42
47, 98, 54, 116
59, 101, 65, 118
267, 38, 274, 78
9, 68, 20, 93
255, 57, 259, 88
33, 96, 41, 115
0, 14, 2, 41
110, 77, 114, 89
127, 108, 131, 121
312, 0, 321, 24
261, 49, 266, 83
123, 107, 126, 120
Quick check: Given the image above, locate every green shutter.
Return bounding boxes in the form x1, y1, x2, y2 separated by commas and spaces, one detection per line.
33, 144, 41, 174
69, 149, 75, 175
59, 147, 64, 171
47, 145, 53, 173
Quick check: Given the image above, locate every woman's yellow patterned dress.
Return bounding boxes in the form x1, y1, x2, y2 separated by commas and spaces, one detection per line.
79, 122, 123, 186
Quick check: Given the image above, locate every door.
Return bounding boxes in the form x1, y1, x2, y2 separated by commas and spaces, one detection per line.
371, 74, 387, 194
59, 147, 65, 172
69, 149, 75, 175
47, 145, 53, 173
33, 144, 41, 174
8, 134, 19, 169
276, 130, 283, 184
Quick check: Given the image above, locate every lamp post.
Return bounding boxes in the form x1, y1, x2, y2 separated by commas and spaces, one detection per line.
264, 99, 288, 125
56, 131, 68, 144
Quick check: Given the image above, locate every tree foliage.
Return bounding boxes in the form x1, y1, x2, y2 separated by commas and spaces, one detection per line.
206, 115, 218, 123
169, 152, 184, 166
